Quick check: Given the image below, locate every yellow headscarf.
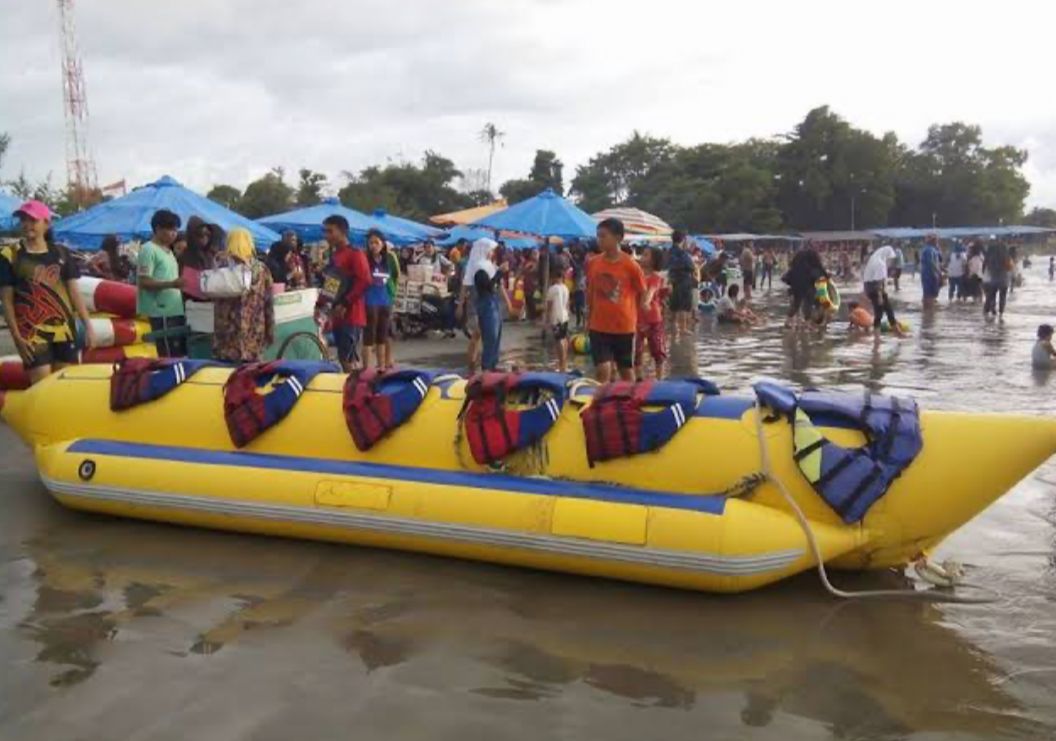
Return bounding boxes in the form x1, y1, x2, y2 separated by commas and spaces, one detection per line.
225, 228, 255, 264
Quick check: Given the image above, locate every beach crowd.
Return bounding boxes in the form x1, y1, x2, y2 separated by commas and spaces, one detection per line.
0, 197, 1050, 386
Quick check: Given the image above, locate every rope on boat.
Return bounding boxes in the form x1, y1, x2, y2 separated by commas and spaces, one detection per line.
718, 472, 768, 500
752, 400, 998, 604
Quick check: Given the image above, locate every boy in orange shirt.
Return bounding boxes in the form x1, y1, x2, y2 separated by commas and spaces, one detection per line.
586, 218, 649, 383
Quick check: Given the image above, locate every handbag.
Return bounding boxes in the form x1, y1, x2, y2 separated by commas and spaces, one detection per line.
199, 264, 252, 299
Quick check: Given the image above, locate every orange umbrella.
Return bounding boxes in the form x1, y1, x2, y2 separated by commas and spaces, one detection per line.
430, 199, 507, 226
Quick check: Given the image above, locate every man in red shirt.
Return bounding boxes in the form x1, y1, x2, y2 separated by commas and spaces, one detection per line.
322, 215, 370, 371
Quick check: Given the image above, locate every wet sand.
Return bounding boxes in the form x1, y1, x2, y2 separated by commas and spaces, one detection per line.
3, 272, 1056, 740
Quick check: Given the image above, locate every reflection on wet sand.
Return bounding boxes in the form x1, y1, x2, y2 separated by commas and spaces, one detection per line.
7, 505, 1049, 739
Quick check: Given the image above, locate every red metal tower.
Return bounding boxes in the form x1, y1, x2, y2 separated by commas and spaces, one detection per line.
57, 0, 97, 208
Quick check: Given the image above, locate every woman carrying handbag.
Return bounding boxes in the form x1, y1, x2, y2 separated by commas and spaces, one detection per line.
211, 228, 275, 363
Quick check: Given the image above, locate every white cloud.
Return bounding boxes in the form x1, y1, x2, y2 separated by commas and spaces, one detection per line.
2, 0, 1054, 210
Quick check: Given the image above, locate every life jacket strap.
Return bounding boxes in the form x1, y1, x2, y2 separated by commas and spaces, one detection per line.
793, 437, 827, 463
813, 451, 856, 489
878, 396, 901, 459
839, 464, 885, 520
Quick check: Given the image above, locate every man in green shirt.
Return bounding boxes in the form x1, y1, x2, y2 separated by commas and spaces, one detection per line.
137, 209, 186, 357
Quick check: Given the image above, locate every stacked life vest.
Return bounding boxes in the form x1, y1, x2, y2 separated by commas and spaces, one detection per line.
581, 378, 718, 466
754, 381, 923, 524
460, 372, 568, 465
110, 358, 216, 411
343, 368, 442, 451
224, 360, 338, 448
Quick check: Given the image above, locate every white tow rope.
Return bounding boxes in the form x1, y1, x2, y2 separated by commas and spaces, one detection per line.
752, 401, 997, 604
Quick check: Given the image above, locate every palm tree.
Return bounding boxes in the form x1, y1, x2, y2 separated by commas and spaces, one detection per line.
478, 123, 505, 194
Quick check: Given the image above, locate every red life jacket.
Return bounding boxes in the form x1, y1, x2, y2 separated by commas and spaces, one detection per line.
581, 379, 714, 466
110, 358, 212, 411
582, 381, 653, 466
343, 368, 437, 451
461, 372, 567, 465
223, 361, 334, 448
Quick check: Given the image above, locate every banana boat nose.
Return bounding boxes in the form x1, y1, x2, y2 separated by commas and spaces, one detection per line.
844, 410, 1056, 568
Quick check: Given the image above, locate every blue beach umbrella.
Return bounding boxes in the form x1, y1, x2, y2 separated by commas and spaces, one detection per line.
370, 208, 444, 241
0, 190, 24, 232
52, 175, 280, 251
469, 188, 597, 240
437, 225, 539, 250
690, 236, 717, 256
258, 198, 422, 245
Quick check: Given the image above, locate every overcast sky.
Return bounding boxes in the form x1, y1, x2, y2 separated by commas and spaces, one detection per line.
2, 0, 1054, 213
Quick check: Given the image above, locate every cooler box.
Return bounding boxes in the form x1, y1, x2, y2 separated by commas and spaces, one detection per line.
264, 288, 321, 360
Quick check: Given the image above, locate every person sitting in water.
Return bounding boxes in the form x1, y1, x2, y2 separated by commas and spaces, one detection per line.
1033, 324, 1056, 370
716, 284, 756, 324
847, 300, 874, 333
698, 285, 717, 313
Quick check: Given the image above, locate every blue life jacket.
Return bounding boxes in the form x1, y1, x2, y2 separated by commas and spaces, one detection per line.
343, 368, 446, 451
582, 378, 719, 465
754, 381, 923, 523
110, 358, 218, 411
462, 372, 569, 464
224, 360, 339, 448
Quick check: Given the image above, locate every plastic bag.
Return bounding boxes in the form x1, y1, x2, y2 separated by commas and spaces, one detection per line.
200, 265, 252, 299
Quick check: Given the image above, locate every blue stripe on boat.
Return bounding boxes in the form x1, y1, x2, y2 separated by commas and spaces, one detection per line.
67, 439, 727, 515
694, 396, 753, 420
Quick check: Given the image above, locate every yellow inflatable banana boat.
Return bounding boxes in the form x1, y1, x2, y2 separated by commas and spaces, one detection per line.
2, 361, 1054, 594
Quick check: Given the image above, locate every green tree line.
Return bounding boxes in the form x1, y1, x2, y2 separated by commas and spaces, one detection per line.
205, 107, 1041, 232
208, 155, 490, 223
2, 105, 1047, 231
567, 106, 1035, 232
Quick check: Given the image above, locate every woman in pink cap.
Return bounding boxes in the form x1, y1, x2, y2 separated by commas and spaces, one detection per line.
0, 200, 95, 384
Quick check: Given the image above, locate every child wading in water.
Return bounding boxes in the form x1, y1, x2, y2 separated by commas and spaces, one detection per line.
847, 300, 874, 334
635, 246, 666, 381
545, 265, 570, 372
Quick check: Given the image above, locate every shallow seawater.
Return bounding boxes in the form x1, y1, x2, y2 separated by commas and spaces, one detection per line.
2, 267, 1056, 740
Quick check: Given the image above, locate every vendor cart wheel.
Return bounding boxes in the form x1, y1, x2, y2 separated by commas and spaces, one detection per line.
276, 331, 330, 361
